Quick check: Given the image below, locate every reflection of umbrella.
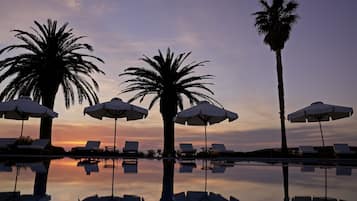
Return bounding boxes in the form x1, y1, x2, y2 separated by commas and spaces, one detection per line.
0, 96, 58, 137
288, 101, 353, 146
175, 101, 238, 152
84, 98, 148, 151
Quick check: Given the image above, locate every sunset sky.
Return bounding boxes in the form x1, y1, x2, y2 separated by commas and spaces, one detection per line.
0, 0, 356, 151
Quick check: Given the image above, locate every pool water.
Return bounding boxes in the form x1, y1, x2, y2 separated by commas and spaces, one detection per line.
0, 158, 356, 201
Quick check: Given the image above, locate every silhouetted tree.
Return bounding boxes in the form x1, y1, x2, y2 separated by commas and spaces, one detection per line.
0, 19, 104, 144
253, 0, 298, 153
119, 48, 215, 156
160, 159, 175, 201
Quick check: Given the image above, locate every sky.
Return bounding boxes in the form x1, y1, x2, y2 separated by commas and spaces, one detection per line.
0, 0, 356, 151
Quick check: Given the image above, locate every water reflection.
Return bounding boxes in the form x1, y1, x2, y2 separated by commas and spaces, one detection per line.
0, 159, 51, 200
0, 158, 356, 201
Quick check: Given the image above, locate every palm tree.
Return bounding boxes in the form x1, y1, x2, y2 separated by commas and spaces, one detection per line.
119, 48, 215, 156
253, 0, 298, 153
0, 19, 104, 144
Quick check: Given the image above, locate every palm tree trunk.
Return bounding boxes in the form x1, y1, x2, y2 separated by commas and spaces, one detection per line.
160, 159, 174, 201
33, 160, 50, 196
276, 49, 288, 153
163, 117, 175, 157
40, 94, 56, 145
282, 164, 289, 201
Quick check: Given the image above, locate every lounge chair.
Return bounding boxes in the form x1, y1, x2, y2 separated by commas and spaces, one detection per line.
179, 161, 196, 173
123, 194, 142, 201
336, 166, 352, 176
77, 159, 100, 175
72, 141, 101, 152
174, 192, 186, 201
211, 144, 233, 153
312, 197, 337, 201
333, 144, 354, 155
123, 141, 139, 154
0, 163, 12, 172
299, 146, 318, 155
17, 139, 49, 150
209, 192, 229, 201
179, 143, 196, 157
122, 159, 138, 173
0, 138, 17, 149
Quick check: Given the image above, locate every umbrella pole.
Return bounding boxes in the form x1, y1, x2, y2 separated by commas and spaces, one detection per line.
114, 118, 117, 152
20, 120, 24, 137
204, 125, 208, 153
318, 121, 325, 147
111, 159, 115, 198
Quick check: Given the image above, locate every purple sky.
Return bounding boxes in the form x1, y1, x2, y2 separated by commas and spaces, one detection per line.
0, 0, 356, 151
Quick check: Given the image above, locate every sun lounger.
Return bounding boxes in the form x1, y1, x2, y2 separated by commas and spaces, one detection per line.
179, 143, 196, 157
122, 159, 138, 173
20, 194, 51, 201
209, 192, 229, 201
0, 163, 12, 172
174, 192, 186, 201
0, 192, 20, 201
179, 161, 196, 173
211, 144, 233, 153
123, 141, 139, 154
17, 139, 49, 150
123, 194, 142, 201
229, 196, 240, 201
333, 144, 354, 155
336, 166, 352, 176
299, 146, 318, 155
72, 141, 101, 152
312, 197, 337, 201
0, 138, 17, 149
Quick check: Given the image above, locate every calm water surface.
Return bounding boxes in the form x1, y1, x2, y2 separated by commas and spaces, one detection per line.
0, 158, 356, 201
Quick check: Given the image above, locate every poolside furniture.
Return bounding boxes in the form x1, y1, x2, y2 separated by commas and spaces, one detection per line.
299, 146, 318, 155
123, 194, 142, 201
336, 166, 352, 176
292, 196, 312, 201
179, 143, 196, 157
0, 192, 20, 201
211, 144, 233, 153
174, 192, 186, 201
0, 138, 17, 149
20, 194, 51, 201
179, 161, 196, 173
0, 163, 12, 172
312, 197, 337, 201
333, 144, 354, 155
122, 159, 138, 173
72, 141, 101, 152
123, 141, 139, 154
211, 161, 226, 173
17, 139, 49, 150
77, 159, 100, 175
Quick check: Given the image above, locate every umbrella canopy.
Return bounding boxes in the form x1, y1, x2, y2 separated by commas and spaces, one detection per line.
288, 101, 353, 146
84, 97, 148, 151
175, 101, 238, 152
0, 96, 58, 137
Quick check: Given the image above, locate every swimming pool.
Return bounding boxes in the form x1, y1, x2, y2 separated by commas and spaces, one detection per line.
0, 158, 355, 201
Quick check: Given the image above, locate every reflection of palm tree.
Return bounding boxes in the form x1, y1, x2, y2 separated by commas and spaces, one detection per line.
253, 0, 299, 153
0, 19, 104, 144
282, 164, 289, 201
33, 160, 51, 197
161, 159, 174, 201
119, 48, 215, 156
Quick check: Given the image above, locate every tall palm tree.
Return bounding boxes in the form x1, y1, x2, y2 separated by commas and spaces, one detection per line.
0, 19, 104, 144
119, 48, 215, 156
253, 0, 298, 153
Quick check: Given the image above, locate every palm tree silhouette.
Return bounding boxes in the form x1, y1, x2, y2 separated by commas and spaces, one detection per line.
253, 0, 299, 153
0, 19, 104, 144
119, 48, 215, 156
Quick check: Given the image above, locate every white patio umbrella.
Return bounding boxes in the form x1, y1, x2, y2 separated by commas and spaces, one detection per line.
0, 96, 58, 137
288, 101, 353, 146
84, 97, 148, 152
175, 101, 238, 152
